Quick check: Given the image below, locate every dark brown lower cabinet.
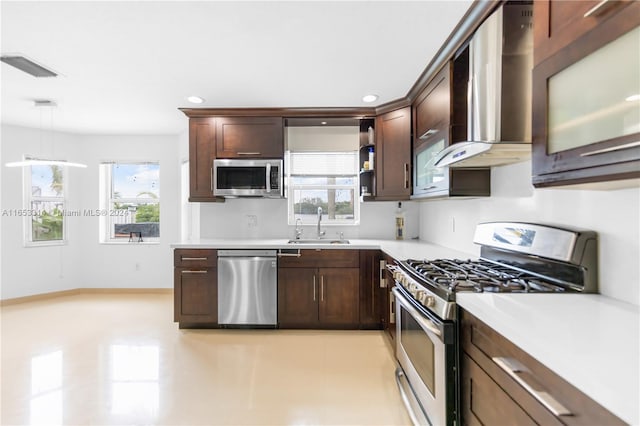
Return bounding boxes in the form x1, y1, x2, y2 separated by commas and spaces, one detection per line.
278, 266, 359, 328
174, 249, 218, 328
277, 267, 318, 326
359, 250, 383, 329
460, 309, 624, 426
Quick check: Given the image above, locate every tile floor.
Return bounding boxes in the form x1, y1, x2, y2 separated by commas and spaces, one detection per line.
1, 292, 411, 425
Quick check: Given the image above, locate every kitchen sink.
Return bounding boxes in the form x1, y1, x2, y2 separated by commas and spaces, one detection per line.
287, 239, 350, 245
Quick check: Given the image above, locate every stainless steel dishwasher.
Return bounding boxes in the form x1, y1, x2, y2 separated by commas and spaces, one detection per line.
217, 249, 277, 327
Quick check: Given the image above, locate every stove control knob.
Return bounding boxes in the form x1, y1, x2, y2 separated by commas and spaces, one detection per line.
416, 290, 425, 302
425, 296, 435, 308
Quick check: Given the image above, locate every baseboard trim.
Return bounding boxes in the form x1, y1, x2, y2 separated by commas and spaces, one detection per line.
0, 288, 173, 306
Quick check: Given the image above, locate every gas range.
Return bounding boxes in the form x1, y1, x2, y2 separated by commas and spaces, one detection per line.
391, 222, 599, 426
390, 222, 599, 321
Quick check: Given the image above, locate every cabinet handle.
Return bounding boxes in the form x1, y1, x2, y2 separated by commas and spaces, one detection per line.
492, 357, 572, 417
419, 129, 439, 140
265, 162, 272, 193
320, 275, 324, 302
313, 275, 316, 301
583, 0, 613, 17
379, 260, 387, 288
181, 270, 207, 274
237, 152, 261, 156
277, 250, 301, 257
580, 141, 640, 157
422, 185, 438, 190
181, 257, 208, 261
404, 163, 409, 189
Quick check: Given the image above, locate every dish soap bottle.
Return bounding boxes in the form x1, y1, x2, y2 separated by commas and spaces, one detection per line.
395, 202, 405, 240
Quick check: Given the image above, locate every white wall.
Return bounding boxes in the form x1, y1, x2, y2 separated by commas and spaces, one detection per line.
74, 134, 180, 291
199, 199, 419, 240
1, 125, 85, 299
1, 125, 181, 299
418, 160, 640, 306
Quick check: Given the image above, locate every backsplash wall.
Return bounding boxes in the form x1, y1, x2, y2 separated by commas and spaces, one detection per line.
199, 199, 420, 241
418, 160, 640, 306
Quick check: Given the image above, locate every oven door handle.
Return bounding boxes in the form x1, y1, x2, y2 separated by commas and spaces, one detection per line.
392, 287, 442, 338
395, 367, 430, 426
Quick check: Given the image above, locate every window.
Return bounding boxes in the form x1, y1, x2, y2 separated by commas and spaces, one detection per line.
25, 162, 66, 245
100, 163, 160, 243
287, 152, 359, 225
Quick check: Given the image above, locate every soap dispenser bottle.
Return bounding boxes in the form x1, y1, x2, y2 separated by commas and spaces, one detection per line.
395, 202, 405, 240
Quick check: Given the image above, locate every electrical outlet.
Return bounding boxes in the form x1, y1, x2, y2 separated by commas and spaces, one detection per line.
247, 215, 258, 228
452, 217, 456, 233
135, 263, 140, 271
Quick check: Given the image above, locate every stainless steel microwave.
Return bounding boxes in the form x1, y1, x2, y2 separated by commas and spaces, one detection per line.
213, 159, 283, 198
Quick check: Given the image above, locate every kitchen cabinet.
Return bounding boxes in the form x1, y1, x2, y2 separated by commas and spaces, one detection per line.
188, 117, 221, 202
412, 61, 490, 199
381, 253, 395, 342
216, 116, 284, 159
533, 0, 637, 66
460, 308, 623, 425
375, 107, 411, 200
174, 249, 218, 327
278, 249, 360, 328
359, 118, 376, 200
358, 250, 383, 329
531, 2, 640, 187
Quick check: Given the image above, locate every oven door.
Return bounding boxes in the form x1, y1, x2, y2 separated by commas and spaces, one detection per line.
393, 286, 454, 426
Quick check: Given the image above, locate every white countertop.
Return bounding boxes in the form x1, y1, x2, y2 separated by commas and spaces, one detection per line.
171, 238, 476, 261
171, 238, 638, 424
457, 293, 640, 425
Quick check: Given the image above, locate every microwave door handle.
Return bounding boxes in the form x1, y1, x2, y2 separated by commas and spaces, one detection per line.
265, 163, 271, 193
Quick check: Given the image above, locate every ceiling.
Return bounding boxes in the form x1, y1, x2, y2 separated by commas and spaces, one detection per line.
1, 1, 472, 136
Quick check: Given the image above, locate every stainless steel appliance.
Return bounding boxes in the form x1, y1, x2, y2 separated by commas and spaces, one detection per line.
434, 2, 534, 168
390, 222, 598, 425
218, 249, 278, 327
213, 159, 283, 198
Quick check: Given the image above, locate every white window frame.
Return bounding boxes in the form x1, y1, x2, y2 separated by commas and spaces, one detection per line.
99, 162, 160, 244
286, 151, 360, 226
24, 157, 68, 247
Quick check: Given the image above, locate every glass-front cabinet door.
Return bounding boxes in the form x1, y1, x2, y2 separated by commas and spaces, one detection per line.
532, 21, 640, 187
413, 137, 449, 197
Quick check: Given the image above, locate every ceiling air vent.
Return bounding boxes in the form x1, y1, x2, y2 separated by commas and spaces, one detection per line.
0, 55, 57, 77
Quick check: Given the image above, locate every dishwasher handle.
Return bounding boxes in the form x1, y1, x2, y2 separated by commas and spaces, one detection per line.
218, 249, 277, 257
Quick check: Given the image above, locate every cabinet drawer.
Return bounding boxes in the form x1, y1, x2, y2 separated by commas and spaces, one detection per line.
278, 249, 359, 268
174, 249, 217, 267
460, 309, 624, 425
461, 353, 540, 426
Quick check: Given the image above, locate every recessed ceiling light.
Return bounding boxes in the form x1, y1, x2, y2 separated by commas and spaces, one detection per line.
362, 94, 379, 103
625, 94, 640, 102
187, 96, 205, 104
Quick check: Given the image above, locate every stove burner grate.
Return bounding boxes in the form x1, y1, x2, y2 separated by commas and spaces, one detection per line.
404, 258, 567, 294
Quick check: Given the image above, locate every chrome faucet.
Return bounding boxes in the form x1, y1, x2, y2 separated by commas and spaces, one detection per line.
294, 218, 303, 240
317, 207, 326, 239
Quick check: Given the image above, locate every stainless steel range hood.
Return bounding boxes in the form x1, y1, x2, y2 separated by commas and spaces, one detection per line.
434, 2, 533, 168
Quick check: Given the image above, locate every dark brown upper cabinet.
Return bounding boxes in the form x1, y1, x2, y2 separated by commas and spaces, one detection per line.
531, 1, 640, 188
375, 107, 412, 200
412, 60, 490, 199
533, 0, 637, 66
215, 116, 284, 159
188, 117, 219, 202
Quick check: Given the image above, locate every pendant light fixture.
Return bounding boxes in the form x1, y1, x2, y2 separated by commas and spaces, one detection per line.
4, 100, 87, 168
